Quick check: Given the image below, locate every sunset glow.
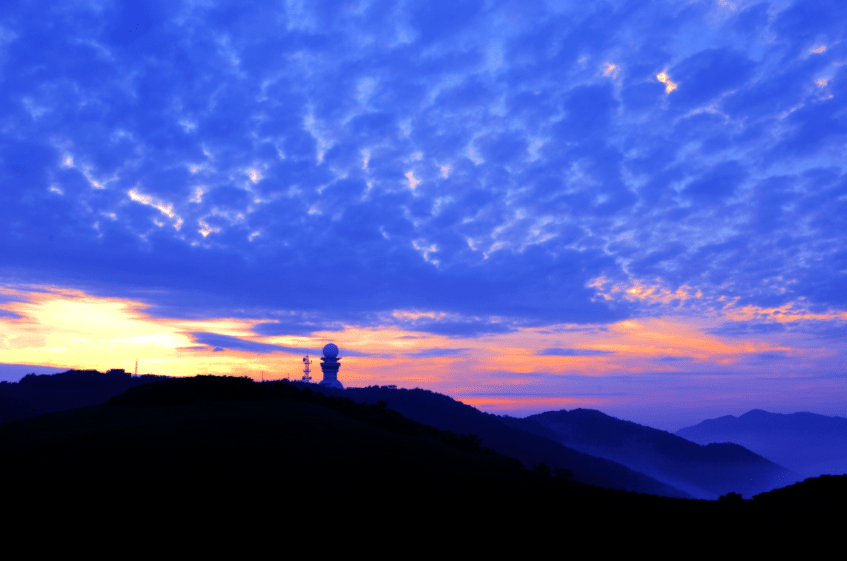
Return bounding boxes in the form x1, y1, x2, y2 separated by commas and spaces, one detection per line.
2, 279, 841, 429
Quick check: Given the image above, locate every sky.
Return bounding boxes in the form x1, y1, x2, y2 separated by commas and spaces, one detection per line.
0, 0, 845, 430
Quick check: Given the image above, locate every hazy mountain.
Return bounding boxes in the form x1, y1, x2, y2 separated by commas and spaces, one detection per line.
677, 409, 847, 478
306, 384, 690, 499
520, 408, 799, 499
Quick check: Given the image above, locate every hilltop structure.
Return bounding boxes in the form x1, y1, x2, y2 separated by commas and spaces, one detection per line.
318, 343, 343, 389
301, 354, 313, 383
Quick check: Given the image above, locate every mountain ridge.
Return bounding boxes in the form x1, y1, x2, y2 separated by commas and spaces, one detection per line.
521, 408, 799, 499
301, 383, 692, 498
677, 409, 847, 477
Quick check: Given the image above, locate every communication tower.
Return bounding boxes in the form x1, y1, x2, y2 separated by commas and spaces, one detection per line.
301, 354, 313, 383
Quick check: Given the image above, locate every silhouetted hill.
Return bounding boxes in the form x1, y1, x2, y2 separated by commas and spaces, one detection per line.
0, 393, 45, 423
1, 376, 704, 523
303, 384, 690, 498
522, 408, 799, 499
677, 409, 847, 477
0, 376, 823, 530
753, 474, 847, 503
0, 378, 523, 500
0, 369, 160, 421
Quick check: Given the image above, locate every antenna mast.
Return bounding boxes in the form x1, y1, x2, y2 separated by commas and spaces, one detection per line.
301, 354, 312, 383
135, 360, 138, 377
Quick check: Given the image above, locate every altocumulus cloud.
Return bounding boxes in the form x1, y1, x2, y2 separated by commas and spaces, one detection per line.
0, 0, 844, 337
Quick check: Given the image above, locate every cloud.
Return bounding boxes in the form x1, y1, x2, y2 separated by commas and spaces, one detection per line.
668, 48, 755, 109
190, 332, 298, 354
654, 356, 694, 362
392, 317, 517, 338
0, 0, 844, 341
683, 160, 747, 204
745, 351, 790, 362
538, 348, 614, 357
252, 320, 345, 337
407, 348, 470, 358
706, 322, 788, 337
188, 332, 372, 357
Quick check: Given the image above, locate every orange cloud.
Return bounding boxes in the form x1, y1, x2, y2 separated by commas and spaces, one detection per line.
588, 276, 701, 305
656, 72, 678, 94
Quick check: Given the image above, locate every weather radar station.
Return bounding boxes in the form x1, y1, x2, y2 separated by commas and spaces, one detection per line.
299, 344, 343, 389
318, 343, 343, 389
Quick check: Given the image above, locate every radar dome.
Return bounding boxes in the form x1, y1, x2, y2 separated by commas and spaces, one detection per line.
322, 343, 339, 358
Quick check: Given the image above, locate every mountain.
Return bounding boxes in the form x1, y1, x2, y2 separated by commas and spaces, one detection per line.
0, 371, 688, 498
753, 474, 847, 503
0, 369, 158, 420
0, 393, 45, 423
520, 408, 799, 499
1, 376, 714, 527
305, 384, 690, 498
677, 409, 847, 478
1, 376, 828, 529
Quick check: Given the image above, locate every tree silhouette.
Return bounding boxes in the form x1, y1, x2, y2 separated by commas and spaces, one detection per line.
531, 463, 552, 477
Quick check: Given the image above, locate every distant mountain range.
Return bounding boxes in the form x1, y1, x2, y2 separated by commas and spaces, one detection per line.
306, 385, 799, 499
3, 376, 736, 528
4, 375, 842, 527
0, 371, 816, 502
520, 408, 799, 499
677, 409, 847, 478
308, 384, 691, 497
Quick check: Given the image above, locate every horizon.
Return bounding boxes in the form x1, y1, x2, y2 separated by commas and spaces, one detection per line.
1, 1, 845, 433
2, 364, 843, 432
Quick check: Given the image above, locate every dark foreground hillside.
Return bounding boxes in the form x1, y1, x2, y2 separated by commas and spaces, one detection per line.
753, 474, 847, 503
306, 384, 691, 498
0, 376, 795, 529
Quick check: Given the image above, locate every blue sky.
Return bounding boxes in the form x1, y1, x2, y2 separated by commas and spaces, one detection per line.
0, 0, 845, 429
